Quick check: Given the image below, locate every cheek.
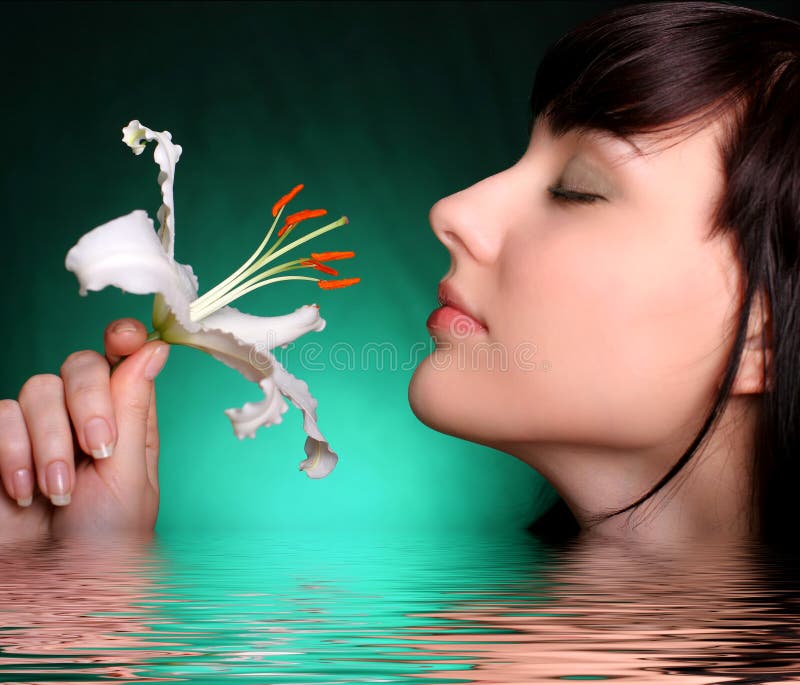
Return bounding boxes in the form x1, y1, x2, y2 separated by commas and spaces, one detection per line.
493, 218, 737, 447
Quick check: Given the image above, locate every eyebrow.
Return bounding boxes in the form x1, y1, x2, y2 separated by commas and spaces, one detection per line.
532, 116, 646, 160
574, 127, 646, 160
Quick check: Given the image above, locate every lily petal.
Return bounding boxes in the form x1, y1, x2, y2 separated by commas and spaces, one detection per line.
158, 302, 325, 383
121, 120, 182, 260
65, 209, 199, 331
221, 350, 338, 479
272, 359, 339, 479
201, 303, 326, 349
167, 305, 337, 478
224, 375, 290, 439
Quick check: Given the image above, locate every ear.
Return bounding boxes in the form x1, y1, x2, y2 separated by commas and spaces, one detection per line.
731, 289, 772, 395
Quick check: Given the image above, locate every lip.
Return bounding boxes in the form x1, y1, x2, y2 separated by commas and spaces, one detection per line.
427, 281, 488, 334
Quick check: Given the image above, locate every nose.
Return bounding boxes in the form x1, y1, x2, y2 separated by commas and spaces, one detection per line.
428, 169, 512, 266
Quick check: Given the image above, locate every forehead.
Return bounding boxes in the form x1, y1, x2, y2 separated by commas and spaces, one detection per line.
530, 114, 726, 175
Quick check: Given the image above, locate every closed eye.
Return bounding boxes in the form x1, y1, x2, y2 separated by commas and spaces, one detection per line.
548, 186, 604, 204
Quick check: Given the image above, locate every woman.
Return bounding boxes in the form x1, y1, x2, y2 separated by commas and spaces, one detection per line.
1, 1, 797, 547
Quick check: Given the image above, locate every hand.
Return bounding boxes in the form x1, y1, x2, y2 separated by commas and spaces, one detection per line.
0, 319, 169, 542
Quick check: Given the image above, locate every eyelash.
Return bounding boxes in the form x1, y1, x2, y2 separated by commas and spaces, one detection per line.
548, 187, 602, 204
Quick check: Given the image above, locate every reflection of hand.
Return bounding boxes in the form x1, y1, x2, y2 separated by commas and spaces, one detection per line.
0, 535, 170, 673
0, 318, 168, 541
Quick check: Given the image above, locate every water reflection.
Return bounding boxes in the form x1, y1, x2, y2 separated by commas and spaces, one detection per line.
399, 533, 800, 683
0, 529, 798, 683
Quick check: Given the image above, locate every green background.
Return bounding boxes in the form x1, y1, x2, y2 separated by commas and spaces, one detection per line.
2, 0, 795, 534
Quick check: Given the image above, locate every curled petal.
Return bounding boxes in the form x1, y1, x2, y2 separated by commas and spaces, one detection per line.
299, 438, 339, 479
65, 210, 199, 331
212, 343, 338, 479
122, 121, 149, 155
170, 305, 337, 477
121, 119, 182, 260
272, 359, 338, 479
224, 376, 289, 439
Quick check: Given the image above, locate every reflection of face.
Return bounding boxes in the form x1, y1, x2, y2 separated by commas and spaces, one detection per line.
402, 534, 792, 683
409, 115, 741, 463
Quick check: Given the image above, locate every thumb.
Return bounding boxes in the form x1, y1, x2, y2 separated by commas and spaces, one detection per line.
103, 341, 170, 491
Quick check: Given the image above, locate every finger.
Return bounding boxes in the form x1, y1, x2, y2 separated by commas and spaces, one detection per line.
60, 350, 117, 460
0, 400, 35, 507
104, 319, 147, 366
97, 341, 169, 493
144, 385, 160, 494
17, 374, 74, 506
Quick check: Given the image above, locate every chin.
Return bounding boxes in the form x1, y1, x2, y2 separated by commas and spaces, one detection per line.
407, 356, 493, 445
407, 361, 443, 431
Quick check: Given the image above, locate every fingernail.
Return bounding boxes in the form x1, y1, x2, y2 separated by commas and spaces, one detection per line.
13, 468, 33, 507
113, 321, 138, 334
46, 460, 71, 506
84, 416, 114, 459
144, 343, 169, 381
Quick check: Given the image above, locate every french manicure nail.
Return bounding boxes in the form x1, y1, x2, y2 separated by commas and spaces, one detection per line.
84, 416, 114, 459
144, 344, 169, 381
13, 468, 33, 507
46, 460, 71, 506
112, 321, 138, 334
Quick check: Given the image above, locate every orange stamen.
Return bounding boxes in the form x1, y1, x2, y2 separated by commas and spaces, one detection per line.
317, 277, 361, 290
300, 258, 339, 276
277, 222, 297, 238
272, 184, 304, 217
311, 251, 355, 262
277, 208, 328, 238
286, 208, 327, 224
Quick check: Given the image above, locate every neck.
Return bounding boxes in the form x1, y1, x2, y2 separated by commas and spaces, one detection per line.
503, 396, 759, 546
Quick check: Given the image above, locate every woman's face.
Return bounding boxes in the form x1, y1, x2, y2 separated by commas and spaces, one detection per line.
408, 115, 742, 462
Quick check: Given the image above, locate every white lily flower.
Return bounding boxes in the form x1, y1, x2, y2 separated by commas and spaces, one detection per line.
65, 120, 359, 479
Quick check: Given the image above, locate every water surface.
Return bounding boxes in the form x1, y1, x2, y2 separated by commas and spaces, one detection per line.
1, 529, 799, 683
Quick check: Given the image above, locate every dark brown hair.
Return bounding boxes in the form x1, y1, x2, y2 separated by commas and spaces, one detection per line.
526, 1, 800, 547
